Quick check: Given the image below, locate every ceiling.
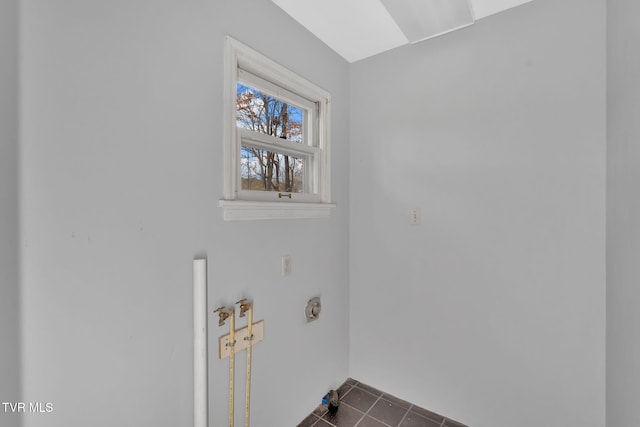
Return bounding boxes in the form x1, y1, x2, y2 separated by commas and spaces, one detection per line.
271, 0, 534, 62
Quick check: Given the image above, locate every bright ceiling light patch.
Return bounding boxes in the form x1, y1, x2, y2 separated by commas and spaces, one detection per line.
271, 0, 408, 62
270, 0, 532, 62
379, 0, 475, 43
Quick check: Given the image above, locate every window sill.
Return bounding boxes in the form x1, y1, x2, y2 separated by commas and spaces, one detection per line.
219, 200, 336, 221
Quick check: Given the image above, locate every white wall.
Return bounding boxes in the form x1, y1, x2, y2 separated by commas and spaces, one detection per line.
607, 0, 640, 425
19, 1, 349, 426
16, 0, 624, 425
349, 1, 606, 426
0, 0, 22, 426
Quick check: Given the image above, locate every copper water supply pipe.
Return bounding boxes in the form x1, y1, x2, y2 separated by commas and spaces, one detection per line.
215, 306, 235, 427
237, 299, 254, 427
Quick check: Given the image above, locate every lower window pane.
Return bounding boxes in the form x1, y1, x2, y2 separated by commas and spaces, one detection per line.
241, 146, 305, 193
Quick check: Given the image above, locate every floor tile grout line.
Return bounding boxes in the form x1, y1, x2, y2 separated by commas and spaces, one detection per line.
337, 401, 372, 426
406, 407, 448, 426
309, 414, 322, 427
354, 381, 384, 398
375, 403, 409, 427
363, 394, 405, 427
317, 415, 337, 427
341, 383, 356, 399
354, 393, 385, 427
316, 381, 356, 427
302, 379, 466, 427
341, 401, 368, 415
396, 404, 414, 427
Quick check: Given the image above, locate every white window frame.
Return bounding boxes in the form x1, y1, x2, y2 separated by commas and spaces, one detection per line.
219, 36, 334, 221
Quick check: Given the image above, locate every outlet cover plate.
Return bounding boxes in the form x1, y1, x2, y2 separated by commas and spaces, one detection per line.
282, 255, 292, 276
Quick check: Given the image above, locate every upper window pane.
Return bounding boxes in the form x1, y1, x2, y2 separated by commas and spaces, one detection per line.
236, 83, 304, 144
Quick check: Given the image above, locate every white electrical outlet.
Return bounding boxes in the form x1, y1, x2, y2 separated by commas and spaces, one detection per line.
409, 208, 421, 225
282, 255, 292, 276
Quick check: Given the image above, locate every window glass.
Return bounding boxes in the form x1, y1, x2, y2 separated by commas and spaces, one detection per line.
236, 83, 304, 144
221, 37, 334, 220
240, 144, 305, 193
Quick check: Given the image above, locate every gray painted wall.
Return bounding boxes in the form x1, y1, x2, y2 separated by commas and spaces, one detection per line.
19, 1, 349, 426
607, 0, 640, 426
14, 0, 638, 426
0, 0, 22, 426
349, 1, 606, 426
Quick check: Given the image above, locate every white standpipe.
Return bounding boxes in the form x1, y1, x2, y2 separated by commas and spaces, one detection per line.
193, 258, 208, 427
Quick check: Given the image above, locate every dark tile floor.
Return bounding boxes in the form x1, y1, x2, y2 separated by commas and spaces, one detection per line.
297, 379, 468, 427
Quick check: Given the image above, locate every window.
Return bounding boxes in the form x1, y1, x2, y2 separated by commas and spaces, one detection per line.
220, 37, 334, 221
